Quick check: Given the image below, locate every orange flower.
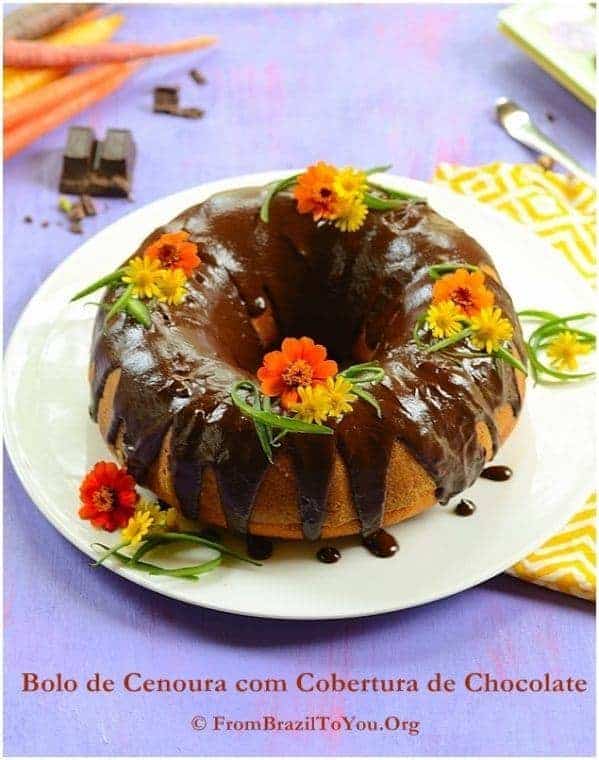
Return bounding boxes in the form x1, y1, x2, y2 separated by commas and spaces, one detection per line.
432, 268, 494, 317
145, 231, 200, 276
257, 336, 338, 409
78, 461, 138, 532
294, 162, 339, 221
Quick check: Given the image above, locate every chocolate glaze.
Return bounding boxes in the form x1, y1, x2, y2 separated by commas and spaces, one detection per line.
481, 465, 513, 481
454, 499, 476, 516
90, 187, 525, 541
362, 529, 399, 557
316, 546, 341, 564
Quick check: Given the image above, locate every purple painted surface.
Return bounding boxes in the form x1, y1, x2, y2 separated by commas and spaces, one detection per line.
3, 4, 595, 756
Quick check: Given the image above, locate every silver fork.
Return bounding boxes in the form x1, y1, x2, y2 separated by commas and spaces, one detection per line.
495, 97, 595, 185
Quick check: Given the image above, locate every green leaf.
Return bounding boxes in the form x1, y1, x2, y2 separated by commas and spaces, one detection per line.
517, 309, 560, 322
158, 532, 262, 566
231, 381, 333, 436
90, 540, 130, 567
260, 174, 300, 223
105, 283, 134, 324
427, 262, 479, 280
252, 391, 274, 463
493, 346, 528, 375
425, 328, 473, 353
125, 298, 152, 328
366, 183, 425, 202
365, 164, 393, 175
339, 362, 385, 385
71, 269, 125, 302
363, 192, 407, 211
93, 543, 222, 579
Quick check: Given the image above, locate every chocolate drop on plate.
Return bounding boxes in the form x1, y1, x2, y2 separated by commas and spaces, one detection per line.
246, 535, 273, 560
362, 529, 398, 558
454, 499, 476, 516
316, 546, 341, 564
481, 465, 513, 482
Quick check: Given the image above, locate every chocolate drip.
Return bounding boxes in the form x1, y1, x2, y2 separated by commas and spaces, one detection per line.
289, 435, 336, 540
89, 187, 526, 541
481, 465, 513, 481
454, 499, 476, 516
362, 529, 398, 557
337, 397, 396, 535
316, 546, 341, 564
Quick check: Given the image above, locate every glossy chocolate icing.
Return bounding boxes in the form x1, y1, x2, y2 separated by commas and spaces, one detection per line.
90, 187, 525, 540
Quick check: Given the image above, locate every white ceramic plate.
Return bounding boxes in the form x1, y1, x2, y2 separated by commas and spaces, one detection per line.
4, 172, 595, 620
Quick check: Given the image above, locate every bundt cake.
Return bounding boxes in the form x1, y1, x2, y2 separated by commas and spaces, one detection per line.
88, 185, 526, 542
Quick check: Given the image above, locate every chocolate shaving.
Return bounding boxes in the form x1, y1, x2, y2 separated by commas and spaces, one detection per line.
23, 215, 33, 224
153, 86, 180, 113
152, 84, 204, 119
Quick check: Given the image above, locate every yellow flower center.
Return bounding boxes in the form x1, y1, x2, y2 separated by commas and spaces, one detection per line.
282, 360, 314, 387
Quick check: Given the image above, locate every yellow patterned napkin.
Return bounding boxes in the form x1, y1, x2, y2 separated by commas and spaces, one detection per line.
433, 161, 596, 601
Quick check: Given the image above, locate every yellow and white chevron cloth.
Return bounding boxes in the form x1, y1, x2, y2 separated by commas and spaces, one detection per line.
433, 161, 596, 601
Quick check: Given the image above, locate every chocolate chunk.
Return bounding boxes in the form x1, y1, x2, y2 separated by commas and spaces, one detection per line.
59, 126, 97, 194
59, 126, 135, 198
177, 107, 204, 119
189, 68, 207, 85
153, 86, 180, 113
88, 129, 136, 198
80, 194, 97, 216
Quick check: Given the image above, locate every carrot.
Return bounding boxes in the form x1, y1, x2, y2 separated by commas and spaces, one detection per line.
4, 34, 218, 68
4, 3, 94, 40
4, 63, 131, 131
3, 13, 125, 101
4, 62, 141, 160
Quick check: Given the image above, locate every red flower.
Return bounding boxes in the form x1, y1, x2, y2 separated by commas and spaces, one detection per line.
145, 231, 200, 276
257, 336, 338, 409
78, 461, 138, 532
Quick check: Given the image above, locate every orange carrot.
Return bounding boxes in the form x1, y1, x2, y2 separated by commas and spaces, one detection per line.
4, 62, 141, 160
4, 63, 131, 131
3, 13, 125, 100
4, 34, 218, 68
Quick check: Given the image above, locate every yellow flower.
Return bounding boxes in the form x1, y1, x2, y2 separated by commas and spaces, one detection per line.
333, 166, 368, 199
546, 331, 592, 371
470, 307, 514, 354
122, 256, 163, 300
135, 500, 168, 531
324, 376, 357, 418
156, 268, 187, 305
290, 384, 331, 424
334, 195, 368, 232
425, 300, 466, 339
121, 509, 154, 546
